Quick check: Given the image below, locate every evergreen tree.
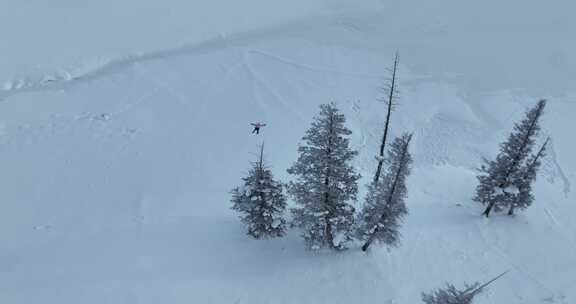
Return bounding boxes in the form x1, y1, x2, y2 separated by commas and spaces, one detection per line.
507, 138, 549, 215
421, 272, 507, 304
475, 100, 546, 217
422, 283, 479, 304
231, 144, 287, 239
358, 133, 412, 251
288, 103, 360, 250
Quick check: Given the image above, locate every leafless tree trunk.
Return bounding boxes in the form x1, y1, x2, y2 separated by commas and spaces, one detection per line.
374, 52, 399, 184
465, 271, 508, 297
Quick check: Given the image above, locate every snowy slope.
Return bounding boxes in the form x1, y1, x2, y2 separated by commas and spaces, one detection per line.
1, 1, 575, 303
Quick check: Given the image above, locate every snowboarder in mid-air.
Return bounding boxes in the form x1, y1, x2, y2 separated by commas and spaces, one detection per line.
251, 122, 266, 134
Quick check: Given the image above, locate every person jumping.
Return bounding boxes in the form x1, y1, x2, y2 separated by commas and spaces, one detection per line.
251, 122, 266, 134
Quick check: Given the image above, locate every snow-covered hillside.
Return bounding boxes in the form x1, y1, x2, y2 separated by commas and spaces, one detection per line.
1, 1, 575, 303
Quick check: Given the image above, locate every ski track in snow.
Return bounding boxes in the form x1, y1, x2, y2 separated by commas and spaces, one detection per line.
547, 138, 571, 197
248, 49, 382, 79
242, 50, 305, 121
473, 220, 565, 302
134, 65, 196, 116
0, 13, 374, 103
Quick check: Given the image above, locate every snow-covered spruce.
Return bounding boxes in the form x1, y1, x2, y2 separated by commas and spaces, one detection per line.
288, 103, 360, 250
507, 138, 549, 215
475, 99, 547, 217
421, 282, 480, 304
358, 133, 413, 251
231, 144, 287, 239
421, 272, 507, 304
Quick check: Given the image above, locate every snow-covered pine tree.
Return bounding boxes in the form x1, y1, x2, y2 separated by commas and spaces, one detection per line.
421, 283, 479, 304
288, 103, 360, 250
358, 133, 413, 252
421, 272, 507, 304
231, 144, 287, 239
474, 99, 546, 217
507, 138, 549, 216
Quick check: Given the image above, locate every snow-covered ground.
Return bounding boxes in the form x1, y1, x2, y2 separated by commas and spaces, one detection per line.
1, 1, 575, 303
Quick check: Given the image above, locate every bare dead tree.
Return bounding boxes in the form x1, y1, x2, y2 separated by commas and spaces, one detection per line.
464, 271, 509, 297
